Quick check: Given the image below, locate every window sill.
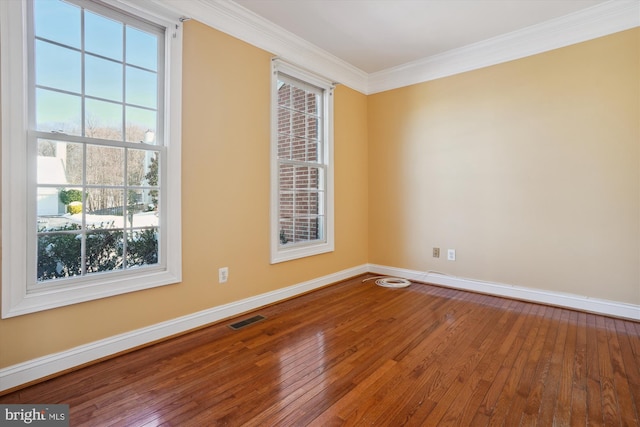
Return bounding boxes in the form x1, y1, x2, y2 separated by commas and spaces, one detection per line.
270, 240, 334, 264
2, 268, 181, 318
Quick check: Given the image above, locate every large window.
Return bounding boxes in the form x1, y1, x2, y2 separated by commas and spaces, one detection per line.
271, 60, 334, 263
1, 0, 182, 317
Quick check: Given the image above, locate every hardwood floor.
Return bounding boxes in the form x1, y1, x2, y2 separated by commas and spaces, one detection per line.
2, 274, 639, 426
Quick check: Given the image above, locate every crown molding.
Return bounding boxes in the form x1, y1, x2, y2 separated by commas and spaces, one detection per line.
151, 0, 369, 93
368, 0, 640, 94
145, 0, 638, 95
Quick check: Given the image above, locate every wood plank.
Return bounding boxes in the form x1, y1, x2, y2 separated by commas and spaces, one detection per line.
536, 308, 570, 426
570, 311, 588, 427
603, 316, 639, 426
517, 305, 562, 425
553, 309, 577, 426
596, 315, 622, 426
614, 318, 640, 422
585, 313, 604, 426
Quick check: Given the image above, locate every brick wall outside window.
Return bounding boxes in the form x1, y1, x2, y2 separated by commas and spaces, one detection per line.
277, 80, 321, 245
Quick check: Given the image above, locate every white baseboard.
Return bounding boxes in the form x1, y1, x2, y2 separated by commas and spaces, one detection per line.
368, 264, 640, 321
0, 264, 368, 392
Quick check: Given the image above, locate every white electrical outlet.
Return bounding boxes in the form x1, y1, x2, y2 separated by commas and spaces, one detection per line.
219, 267, 229, 283
447, 249, 456, 261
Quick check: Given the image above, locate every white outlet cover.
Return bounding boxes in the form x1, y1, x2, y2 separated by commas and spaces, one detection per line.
219, 267, 228, 283
447, 249, 456, 261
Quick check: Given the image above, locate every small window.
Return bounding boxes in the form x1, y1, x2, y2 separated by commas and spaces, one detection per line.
271, 60, 334, 263
1, 0, 182, 317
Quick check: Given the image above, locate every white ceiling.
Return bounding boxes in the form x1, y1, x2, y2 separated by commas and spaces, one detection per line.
234, 0, 608, 73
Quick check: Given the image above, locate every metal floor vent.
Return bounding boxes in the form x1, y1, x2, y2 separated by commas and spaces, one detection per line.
228, 315, 266, 330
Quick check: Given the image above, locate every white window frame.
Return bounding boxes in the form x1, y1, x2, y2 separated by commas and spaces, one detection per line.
270, 59, 334, 264
1, 0, 183, 318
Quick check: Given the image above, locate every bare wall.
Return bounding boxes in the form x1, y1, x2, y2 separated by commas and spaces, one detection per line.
0, 21, 369, 368
368, 28, 640, 305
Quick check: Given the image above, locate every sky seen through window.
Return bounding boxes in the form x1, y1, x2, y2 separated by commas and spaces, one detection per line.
34, 0, 159, 141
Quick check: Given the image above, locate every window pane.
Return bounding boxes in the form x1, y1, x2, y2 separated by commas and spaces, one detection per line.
294, 166, 309, 189
279, 191, 293, 219
34, 0, 81, 49
278, 107, 291, 135
60, 187, 85, 214
35, 40, 81, 93
86, 145, 124, 185
131, 151, 159, 210
276, 79, 321, 164
277, 136, 290, 160
85, 99, 123, 141
126, 189, 144, 225
307, 116, 322, 154
308, 137, 320, 162
86, 188, 124, 226
127, 228, 158, 267
127, 149, 158, 186
85, 10, 123, 61
36, 88, 81, 135
126, 27, 158, 71
86, 230, 124, 273
306, 92, 319, 115
294, 166, 320, 190
296, 137, 314, 162
291, 111, 307, 138
291, 86, 306, 112
37, 141, 83, 191
129, 201, 159, 227
126, 66, 157, 108
307, 116, 320, 141
126, 107, 157, 143
37, 139, 57, 158
37, 140, 80, 185
279, 164, 294, 189
127, 150, 144, 186
37, 232, 82, 281
279, 218, 293, 245
85, 55, 123, 102
294, 217, 321, 243
277, 81, 291, 107
294, 191, 319, 216
37, 187, 65, 217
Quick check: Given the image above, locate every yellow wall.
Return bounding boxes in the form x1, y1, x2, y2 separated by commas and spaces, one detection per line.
0, 21, 369, 368
369, 28, 640, 304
